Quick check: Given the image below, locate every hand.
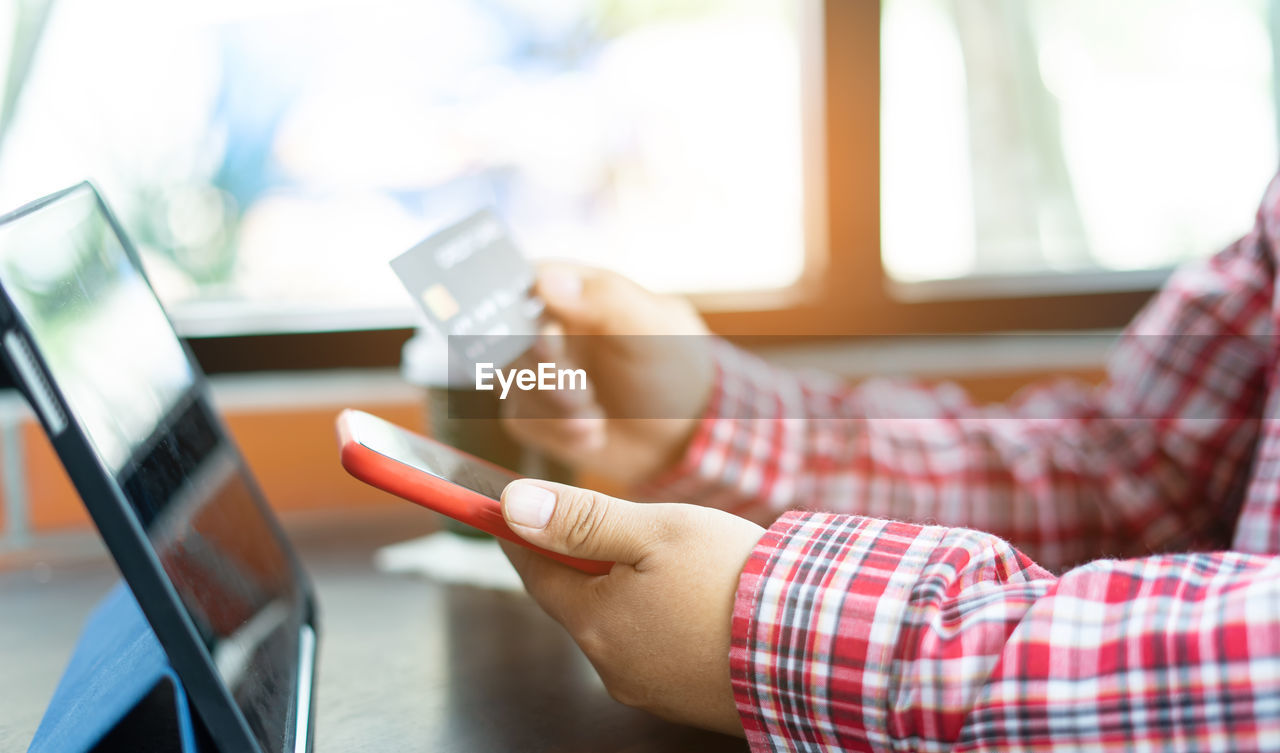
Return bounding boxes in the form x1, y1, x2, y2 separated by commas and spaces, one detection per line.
498, 478, 765, 736
501, 265, 714, 486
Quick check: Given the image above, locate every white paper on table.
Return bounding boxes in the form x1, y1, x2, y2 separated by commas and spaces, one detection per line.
374, 530, 525, 592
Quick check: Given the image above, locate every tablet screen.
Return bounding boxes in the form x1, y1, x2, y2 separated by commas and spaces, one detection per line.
0, 186, 309, 752
0, 188, 193, 471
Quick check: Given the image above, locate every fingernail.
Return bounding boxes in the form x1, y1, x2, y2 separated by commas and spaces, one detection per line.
505, 483, 556, 529
540, 269, 582, 302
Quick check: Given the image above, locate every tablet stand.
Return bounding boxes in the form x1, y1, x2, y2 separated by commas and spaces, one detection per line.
27, 582, 208, 753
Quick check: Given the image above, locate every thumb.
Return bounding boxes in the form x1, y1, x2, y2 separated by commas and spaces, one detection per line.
534, 264, 611, 332
537, 265, 645, 335
501, 479, 657, 565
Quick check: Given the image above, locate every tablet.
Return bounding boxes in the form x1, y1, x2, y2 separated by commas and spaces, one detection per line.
0, 184, 317, 753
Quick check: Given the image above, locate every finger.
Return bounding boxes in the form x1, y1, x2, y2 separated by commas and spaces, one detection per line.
536, 264, 597, 328
502, 412, 606, 456
523, 321, 566, 366
513, 322, 599, 417
498, 538, 592, 628
501, 377, 600, 419
500, 382, 606, 452
535, 263, 640, 334
501, 479, 666, 565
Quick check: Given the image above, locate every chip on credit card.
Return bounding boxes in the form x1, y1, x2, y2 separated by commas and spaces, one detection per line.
391, 209, 545, 371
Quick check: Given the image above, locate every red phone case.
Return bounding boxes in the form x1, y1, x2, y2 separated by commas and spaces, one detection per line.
335, 410, 612, 576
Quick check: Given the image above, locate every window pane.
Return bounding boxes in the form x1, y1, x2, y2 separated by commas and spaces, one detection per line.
882, 0, 1278, 284
0, 0, 803, 332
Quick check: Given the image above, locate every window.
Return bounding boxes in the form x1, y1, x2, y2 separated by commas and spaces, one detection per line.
3, 2, 1262, 365
717, 2, 1277, 338
881, 0, 1277, 289
0, 0, 811, 340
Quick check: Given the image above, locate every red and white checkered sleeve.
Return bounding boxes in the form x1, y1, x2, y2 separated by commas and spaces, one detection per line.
732, 511, 1280, 752
644, 220, 1273, 569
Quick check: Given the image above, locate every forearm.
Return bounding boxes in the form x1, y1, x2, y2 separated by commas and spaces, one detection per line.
734, 511, 1280, 751
647, 308, 1267, 569
646, 341, 1163, 567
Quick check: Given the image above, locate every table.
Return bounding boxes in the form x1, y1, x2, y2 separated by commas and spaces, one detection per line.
0, 507, 747, 752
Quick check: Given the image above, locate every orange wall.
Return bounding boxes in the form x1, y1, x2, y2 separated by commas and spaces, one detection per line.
11, 401, 425, 533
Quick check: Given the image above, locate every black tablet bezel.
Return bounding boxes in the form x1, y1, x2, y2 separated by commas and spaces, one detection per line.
0, 182, 319, 753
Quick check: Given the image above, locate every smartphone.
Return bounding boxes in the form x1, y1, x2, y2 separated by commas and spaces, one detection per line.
336, 409, 612, 575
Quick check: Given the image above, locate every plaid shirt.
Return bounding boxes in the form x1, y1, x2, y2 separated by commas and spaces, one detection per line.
650, 175, 1280, 751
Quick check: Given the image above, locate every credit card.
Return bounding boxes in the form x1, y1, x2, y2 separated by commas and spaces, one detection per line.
391, 209, 545, 372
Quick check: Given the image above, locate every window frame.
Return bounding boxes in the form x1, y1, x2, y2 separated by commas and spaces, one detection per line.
702, 0, 1156, 341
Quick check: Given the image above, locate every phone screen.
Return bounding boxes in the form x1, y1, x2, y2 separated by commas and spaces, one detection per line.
348, 411, 516, 500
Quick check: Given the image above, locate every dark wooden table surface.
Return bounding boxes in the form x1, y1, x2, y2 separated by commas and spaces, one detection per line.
0, 507, 748, 752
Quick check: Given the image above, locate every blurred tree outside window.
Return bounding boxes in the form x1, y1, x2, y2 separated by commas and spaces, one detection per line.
882, 0, 1279, 286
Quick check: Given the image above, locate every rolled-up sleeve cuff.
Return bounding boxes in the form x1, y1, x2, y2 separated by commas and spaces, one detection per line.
730, 511, 944, 751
